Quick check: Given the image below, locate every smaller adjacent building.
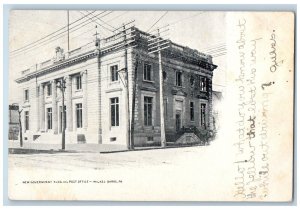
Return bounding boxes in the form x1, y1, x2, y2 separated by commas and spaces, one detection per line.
9, 104, 19, 140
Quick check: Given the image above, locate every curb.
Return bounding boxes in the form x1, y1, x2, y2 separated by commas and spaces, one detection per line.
8, 148, 78, 154
100, 143, 207, 154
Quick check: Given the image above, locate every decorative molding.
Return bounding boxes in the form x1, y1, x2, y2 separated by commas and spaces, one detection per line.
16, 51, 97, 83
72, 95, 83, 100
105, 88, 123, 93
140, 86, 158, 92
80, 69, 87, 76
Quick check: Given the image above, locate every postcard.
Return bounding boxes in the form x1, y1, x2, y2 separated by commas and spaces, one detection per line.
8, 10, 294, 201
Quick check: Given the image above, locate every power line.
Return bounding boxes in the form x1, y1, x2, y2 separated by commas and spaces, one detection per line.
168, 12, 204, 26
10, 11, 112, 58
10, 12, 101, 58
202, 45, 226, 52
201, 42, 226, 50
212, 52, 227, 58
10, 11, 112, 57
77, 11, 114, 33
80, 10, 117, 30
10, 11, 97, 55
106, 11, 129, 22
204, 48, 227, 54
146, 11, 168, 32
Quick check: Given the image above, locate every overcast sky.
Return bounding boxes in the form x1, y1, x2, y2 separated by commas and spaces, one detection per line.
9, 10, 227, 103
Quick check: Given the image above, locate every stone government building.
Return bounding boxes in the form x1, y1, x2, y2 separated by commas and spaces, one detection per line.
15, 27, 218, 146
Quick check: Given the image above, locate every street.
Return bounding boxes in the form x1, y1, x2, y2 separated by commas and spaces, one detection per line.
9, 144, 212, 171
8, 140, 235, 201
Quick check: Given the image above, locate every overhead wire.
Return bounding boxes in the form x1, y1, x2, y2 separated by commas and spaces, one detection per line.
146, 11, 169, 33
10, 10, 97, 55
10, 11, 112, 57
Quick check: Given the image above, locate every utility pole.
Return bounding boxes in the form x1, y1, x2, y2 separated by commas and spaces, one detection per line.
157, 29, 166, 148
95, 25, 102, 144
122, 24, 131, 150
130, 55, 139, 150
67, 10, 70, 54
18, 108, 23, 147
57, 78, 66, 150
114, 22, 136, 150
148, 27, 169, 148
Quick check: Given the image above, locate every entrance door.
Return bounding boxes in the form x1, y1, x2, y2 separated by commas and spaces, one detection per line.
176, 112, 181, 132
59, 106, 67, 133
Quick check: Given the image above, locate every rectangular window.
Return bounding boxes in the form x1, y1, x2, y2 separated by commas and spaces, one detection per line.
176, 71, 182, 87
200, 103, 206, 127
47, 84, 52, 96
110, 137, 117, 142
200, 76, 207, 92
76, 103, 83, 128
147, 137, 154, 142
144, 96, 153, 126
24, 89, 29, 101
143, 63, 152, 81
110, 97, 119, 126
76, 75, 82, 90
47, 108, 52, 129
110, 65, 119, 82
25, 111, 29, 131
190, 102, 194, 121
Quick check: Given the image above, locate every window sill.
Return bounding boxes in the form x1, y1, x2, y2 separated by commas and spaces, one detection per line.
75, 89, 82, 92
143, 126, 154, 130
109, 80, 120, 85
143, 80, 154, 83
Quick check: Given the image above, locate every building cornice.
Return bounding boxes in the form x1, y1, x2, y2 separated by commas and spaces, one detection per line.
16, 50, 97, 84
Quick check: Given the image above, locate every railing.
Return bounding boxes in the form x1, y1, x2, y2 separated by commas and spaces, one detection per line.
172, 126, 214, 145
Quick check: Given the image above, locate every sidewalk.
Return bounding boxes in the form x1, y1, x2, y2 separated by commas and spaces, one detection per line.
8, 140, 208, 154
8, 140, 128, 154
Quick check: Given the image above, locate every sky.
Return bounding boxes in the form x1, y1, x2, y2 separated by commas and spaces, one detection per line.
9, 10, 227, 103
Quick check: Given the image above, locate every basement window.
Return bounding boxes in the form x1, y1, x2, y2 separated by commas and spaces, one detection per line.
110, 137, 117, 142
147, 137, 154, 142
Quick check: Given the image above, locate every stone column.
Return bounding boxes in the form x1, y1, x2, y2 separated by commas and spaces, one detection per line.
66, 75, 73, 132
81, 70, 88, 129
39, 83, 45, 131
52, 80, 58, 134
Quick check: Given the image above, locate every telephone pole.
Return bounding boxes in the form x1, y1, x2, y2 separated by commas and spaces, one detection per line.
148, 27, 169, 148
67, 10, 70, 54
130, 55, 139, 150
115, 22, 136, 150
123, 24, 131, 150
57, 78, 66, 150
